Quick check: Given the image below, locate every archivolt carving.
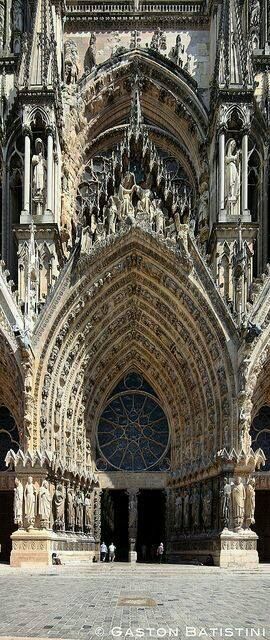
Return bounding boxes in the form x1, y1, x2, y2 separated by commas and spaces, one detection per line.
32, 228, 236, 481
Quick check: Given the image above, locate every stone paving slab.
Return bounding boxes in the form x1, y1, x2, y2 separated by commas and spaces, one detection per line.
0, 564, 269, 640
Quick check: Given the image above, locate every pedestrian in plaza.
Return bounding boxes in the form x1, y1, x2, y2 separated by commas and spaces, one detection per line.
100, 541, 108, 562
157, 542, 164, 563
108, 542, 116, 562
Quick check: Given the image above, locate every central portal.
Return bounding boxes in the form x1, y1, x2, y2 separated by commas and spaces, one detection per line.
101, 488, 165, 563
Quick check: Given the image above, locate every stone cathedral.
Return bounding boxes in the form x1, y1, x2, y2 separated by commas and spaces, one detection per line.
0, 0, 270, 568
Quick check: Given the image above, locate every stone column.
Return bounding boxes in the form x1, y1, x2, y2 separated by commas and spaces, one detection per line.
46, 127, 54, 219
21, 126, 31, 223
242, 130, 250, 220
128, 489, 139, 563
219, 129, 226, 219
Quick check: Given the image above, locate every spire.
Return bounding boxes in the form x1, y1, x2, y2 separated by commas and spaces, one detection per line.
216, 0, 248, 89
18, 0, 59, 91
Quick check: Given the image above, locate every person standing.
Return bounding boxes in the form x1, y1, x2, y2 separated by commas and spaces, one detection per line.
108, 542, 116, 562
157, 542, 164, 563
100, 542, 108, 562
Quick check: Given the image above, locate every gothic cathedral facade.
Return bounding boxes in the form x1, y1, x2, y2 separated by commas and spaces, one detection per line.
0, 0, 270, 567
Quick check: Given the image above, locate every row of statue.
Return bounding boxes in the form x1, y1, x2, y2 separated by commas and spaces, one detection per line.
173, 476, 255, 533
14, 477, 94, 535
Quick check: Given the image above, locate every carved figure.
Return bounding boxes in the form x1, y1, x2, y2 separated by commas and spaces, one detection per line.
84, 493, 92, 533
220, 477, 232, 528
225, 139, 241, 215
75, 489, 84, 531
202, 485, 212, 530
118, 172, 136, 219
154, 200, 165, 234
84, 33, 96, 72
183, 489, 190, 530
245, 477, 255, 528
64, 40, 79, 85
13, 0, 23, 32
232, 476, 246, 530
170, 34, 185, 67
53, 483, 65, 530
191, 485, 200, 531
175, 492, 183, 529
39, 480, 52, 527
24, 476, 36, 528
105, 196, 118, 234
250, 0, 260, 27
66, 486, 75, 530
14, 478, 23, 527
32, 138, 46, 205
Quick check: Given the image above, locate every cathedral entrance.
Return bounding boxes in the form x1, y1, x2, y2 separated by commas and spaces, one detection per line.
0, 491, 15, 562
254, 491, 270, 562
101, 490, 129, 561
137, 490, 166, 562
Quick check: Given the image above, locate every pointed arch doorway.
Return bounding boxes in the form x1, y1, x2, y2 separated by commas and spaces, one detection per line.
97, 372, 170, 562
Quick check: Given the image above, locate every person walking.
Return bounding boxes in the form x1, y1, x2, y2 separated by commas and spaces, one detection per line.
100, 541, 108, 562
157, 542, 164, 563
108, 542, 116, 562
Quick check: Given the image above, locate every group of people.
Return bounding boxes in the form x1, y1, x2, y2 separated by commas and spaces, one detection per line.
100, 541, 165, 563
100, 542, 116, 562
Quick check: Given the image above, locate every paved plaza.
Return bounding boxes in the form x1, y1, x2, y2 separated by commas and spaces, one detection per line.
0, 563, 269, 640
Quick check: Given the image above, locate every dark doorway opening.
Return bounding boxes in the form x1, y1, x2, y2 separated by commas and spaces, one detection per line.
254, 490, 270, 562
101, 490, 129, 561
0, 491, 16, 563
137, 489, 165, 562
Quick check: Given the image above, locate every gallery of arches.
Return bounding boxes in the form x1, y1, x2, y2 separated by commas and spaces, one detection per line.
0, 0, 270, 568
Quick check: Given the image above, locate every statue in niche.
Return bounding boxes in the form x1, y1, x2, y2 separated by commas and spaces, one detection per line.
84, 33, 96, 73
232, 477, 246, 530
75, 489, 84, 531
118, 172, 136, 220
104, 196, 118, 234
198, 188, 209, 228
39, 480, 52, 528
14, 478, 23, 527
175, 492, 183, 529
170, 34, 185, 68
250, 0, 260, 27
225, 139, 241, 216
64, 40, 79, 86
245, 477, 256, 528
220, 477, 232, 529
84, 492, 92, 534
66, 486, 75, 530
13, 0, 23, 32
219, 38, 226, 85
136, 185, 154, 218
32, 139, 47, 213
191, 485, 200, 531
53, 483, 65, 530
24, 476, 36, 528
81, 226, 93, 254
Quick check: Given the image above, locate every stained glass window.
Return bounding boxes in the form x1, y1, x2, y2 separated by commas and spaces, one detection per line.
0, 406, 20, 471
96, 373, 170, 472
250, 405, 270, 471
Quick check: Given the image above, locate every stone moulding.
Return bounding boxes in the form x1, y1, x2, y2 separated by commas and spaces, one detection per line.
168, 530, 259, 568
10, 528, 96, 567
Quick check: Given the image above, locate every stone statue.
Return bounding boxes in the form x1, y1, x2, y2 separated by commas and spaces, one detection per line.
232, 476, 246, 530
183, 489, 190, 530
84, 493, 92, 534
81, 226, 93, 254
220, 477, 232, 529
64, 40, 79, 85
66, 486, 75, 530
13, 0, 23, 32
250, 0, 260, 27
39, 480, 52, 528
0, 4, 4, 51
154, 200, 165, 234
14, 478, 23, 527
245, 477, 256, 528
84, 33, 96, 72
53, 483, 65, 531
191, 485, 200, 531
136, 186, 154, 217
105, 196, 118, 235
225, 139, 241, 215
198, 189, 209, 227
118, 172, 136, 220
24, 476, 36, 528
170, 34, 185, 67
219, 38, 226, 85
202, 485, 212, 530
75, 489, 84, 531
32, 139, 47, 209
175, 492, 183, 529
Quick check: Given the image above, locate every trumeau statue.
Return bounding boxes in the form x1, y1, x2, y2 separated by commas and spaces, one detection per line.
245, 477, 256, 528
232, 476, 246, 530
24, 476, 36, 528
225, 139, 241, 216
39, 480, 52, 527
14, 478, 23, 527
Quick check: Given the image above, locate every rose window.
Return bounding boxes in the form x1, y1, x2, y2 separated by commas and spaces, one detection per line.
96, 373, 170, 472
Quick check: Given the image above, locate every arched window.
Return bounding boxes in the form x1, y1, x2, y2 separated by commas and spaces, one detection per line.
250, 405, 270, 471
96, 372, 170, 472
0, 406, 20, 471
